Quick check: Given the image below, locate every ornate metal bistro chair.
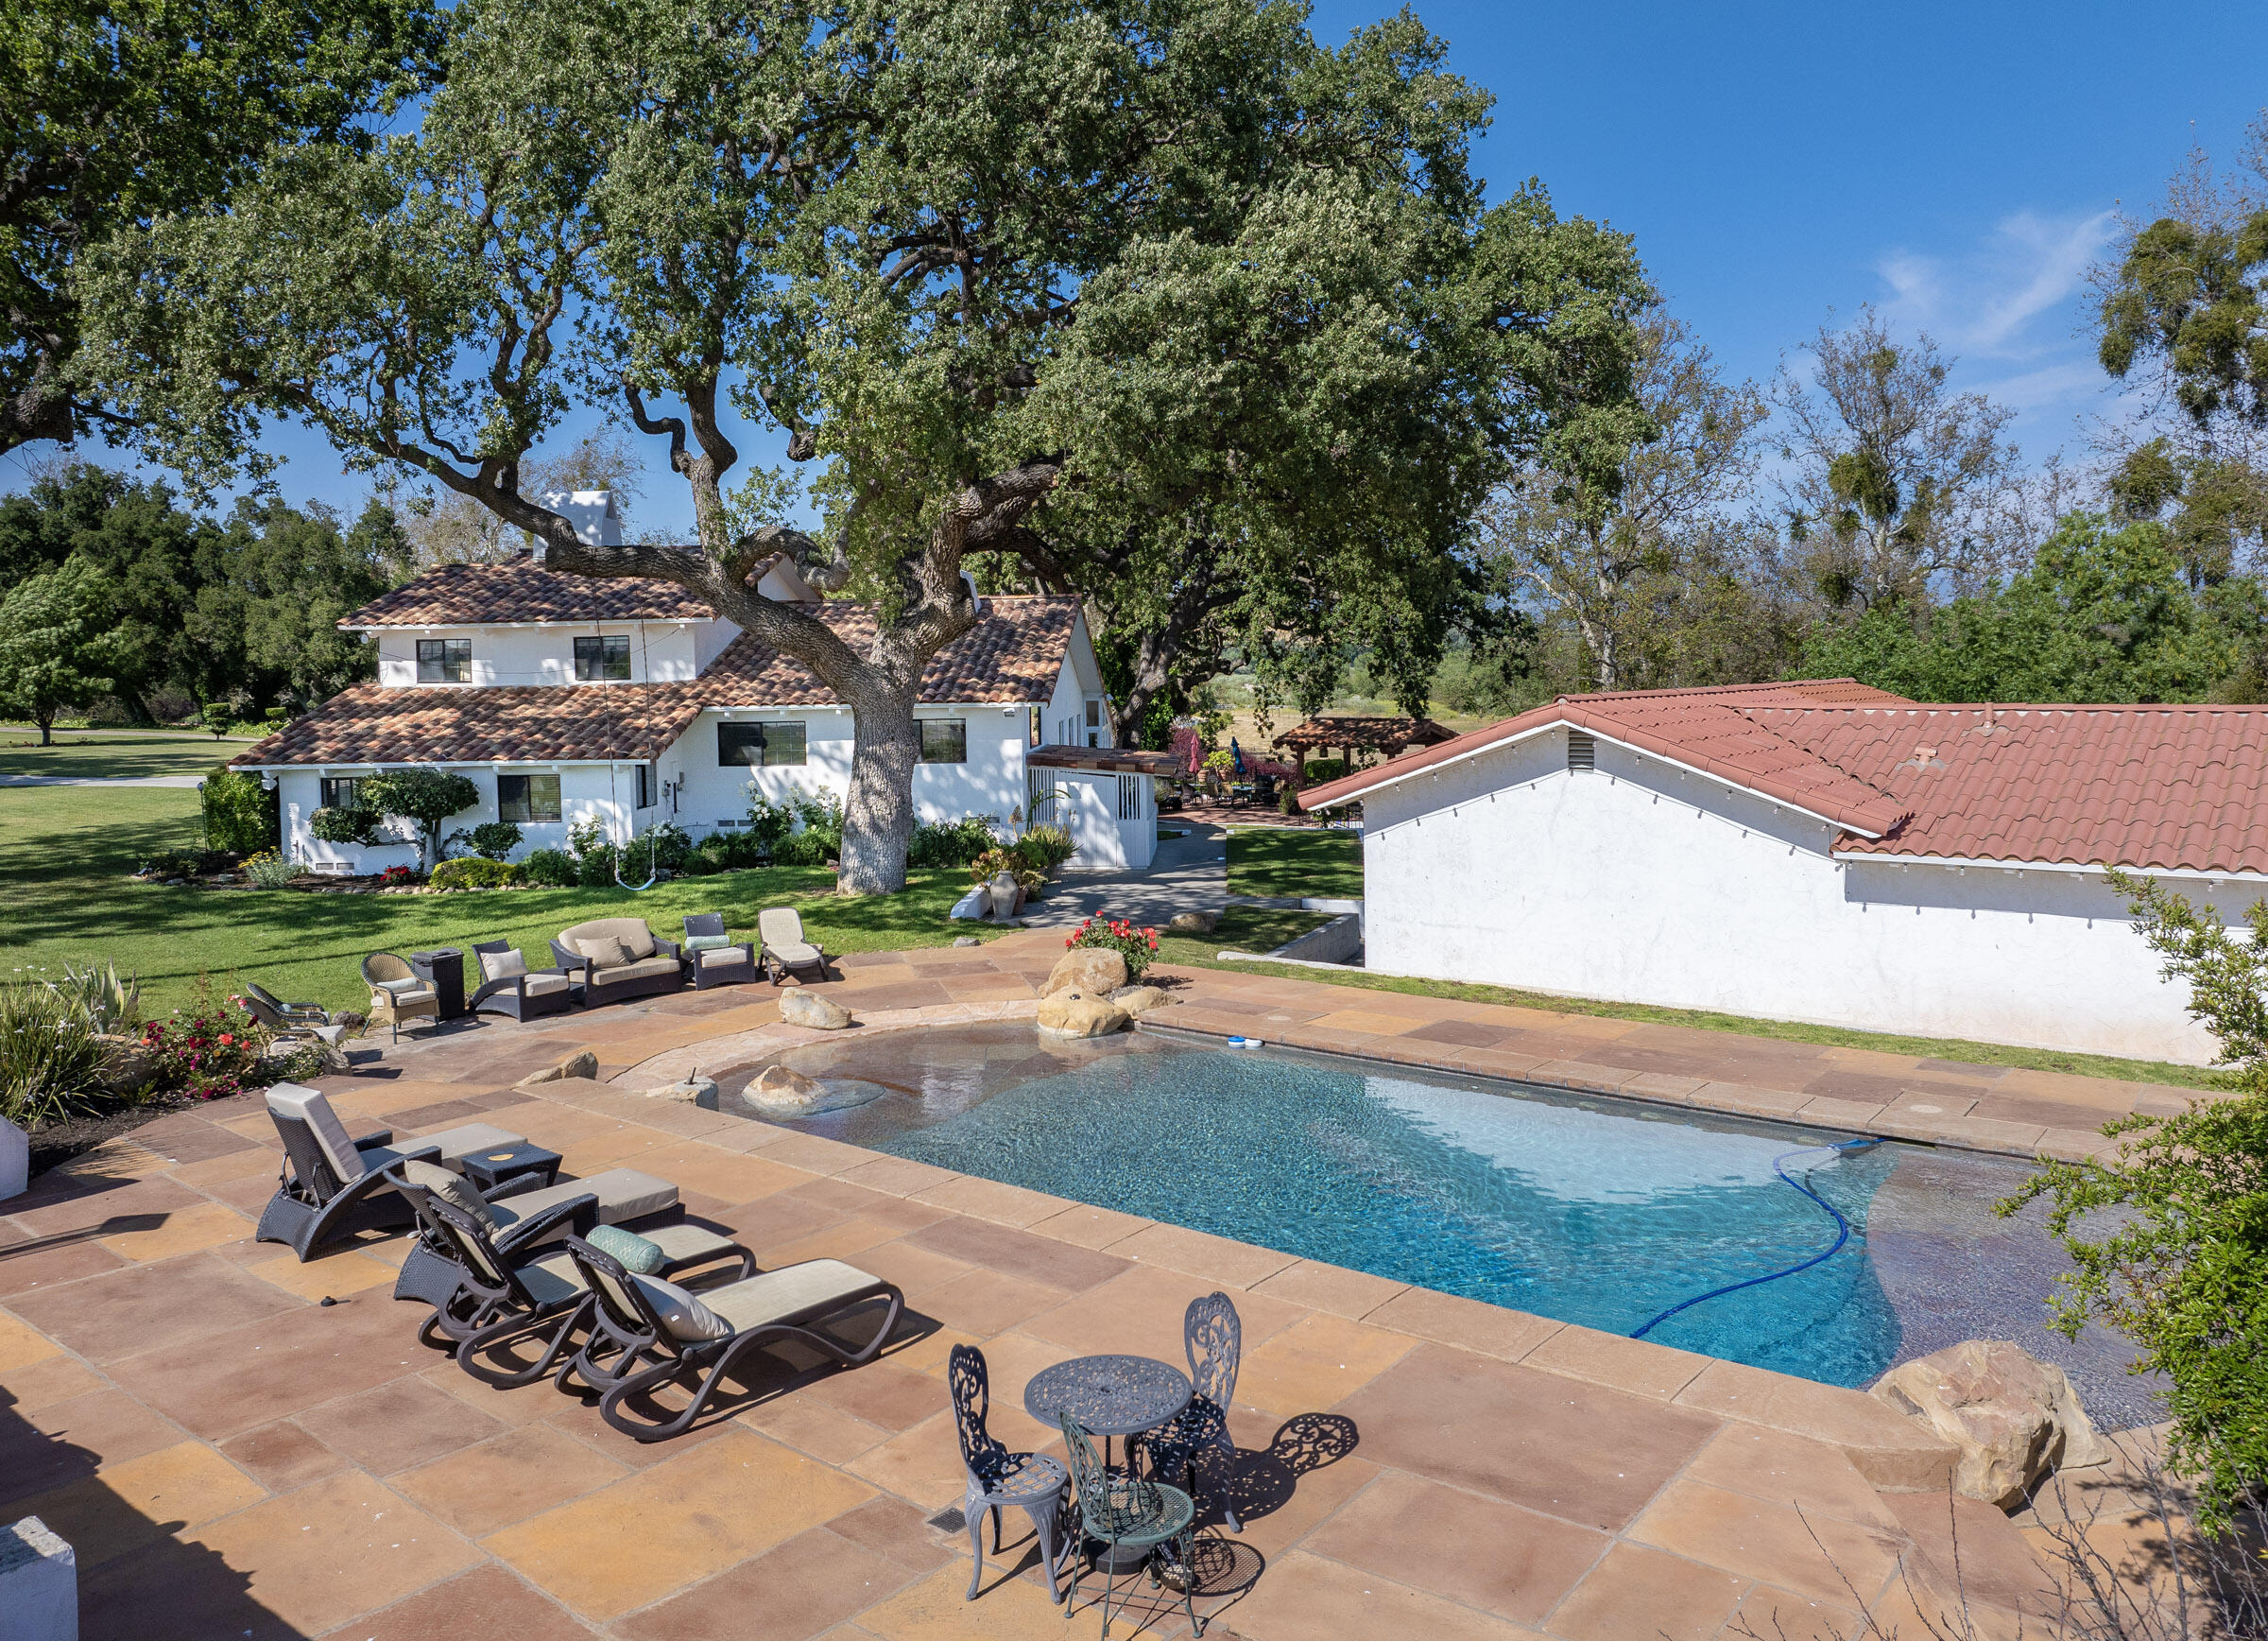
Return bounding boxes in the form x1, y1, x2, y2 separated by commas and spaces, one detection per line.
1135, 1291, 1245, 1531
948, 1344, 1072, 1603
1059, 1413, 1201, 1639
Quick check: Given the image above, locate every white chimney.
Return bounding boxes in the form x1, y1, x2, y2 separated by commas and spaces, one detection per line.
541, 490, 624, 551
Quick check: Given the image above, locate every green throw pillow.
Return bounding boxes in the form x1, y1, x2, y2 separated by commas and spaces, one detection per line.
683, 932, 732, 952
586, 1223, 667, 1274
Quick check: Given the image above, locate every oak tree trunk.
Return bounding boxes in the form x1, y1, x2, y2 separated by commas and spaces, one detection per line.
839, 676, 922, 894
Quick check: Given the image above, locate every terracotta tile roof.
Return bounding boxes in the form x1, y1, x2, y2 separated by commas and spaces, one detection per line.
231, 596, 1081, 769
1299, 681, 2268, 874
341, 558, 717, 627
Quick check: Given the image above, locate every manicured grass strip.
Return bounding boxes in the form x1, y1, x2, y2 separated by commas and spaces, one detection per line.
0, 784, 1005, 1014
0, 734, 249, 780
1225, 825, 1363, 900
1157, 951, 2225, 1093
1150, 907, 1334, 968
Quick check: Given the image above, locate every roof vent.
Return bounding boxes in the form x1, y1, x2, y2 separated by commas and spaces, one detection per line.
1568, 730, 1595, 772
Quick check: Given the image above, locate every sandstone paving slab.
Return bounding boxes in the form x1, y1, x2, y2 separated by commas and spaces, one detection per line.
390, 1422, 633, 1539
853, 1558, 1083, 1641
1539, 1540, 1746, 1641
1682, 1425, 1908, 1532
0, 1228, 129, 1296
1521, 1322, 1712, 1402
12, 1437, 267, 1570
217, 1420, 354, 1492
1247, 1257, 1408, 1321
1629, 1477, 1905, 1609
1020, 1263, 1306, 1364
614, 1524, 925, 1641
0, 1385, 196, 1507
1226, 1548, 1549, 1641
481, 1425, 875, 1619
1362, 1285, 1563, 1362
318, 1561, 604, 1639
295, 1374, 512, 1477
735, 1391, 898, 1469
1234, 1310, 1418, 1416
0, 1349, 105, 1411
1674, 1360, 1959, 1492
907, 1173, 1072, 1229
904, 1214, 1131, 1293
1332, 1343, 1718, 1532
1101, 1220, 1301, 1288
6, 1248, 300, 1364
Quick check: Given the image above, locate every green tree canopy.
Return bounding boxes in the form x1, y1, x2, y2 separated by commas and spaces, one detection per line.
1792, 514, 2247, 702
0, 558, 122, 742
360, 768, 480, 867
80, 0, 1641, 891
0, 0, 438, 453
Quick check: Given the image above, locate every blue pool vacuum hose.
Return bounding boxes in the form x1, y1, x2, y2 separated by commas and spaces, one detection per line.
1627, 1137, 1883, 1341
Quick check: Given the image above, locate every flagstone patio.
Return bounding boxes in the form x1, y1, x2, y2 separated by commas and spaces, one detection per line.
0, 933, 2198, 1638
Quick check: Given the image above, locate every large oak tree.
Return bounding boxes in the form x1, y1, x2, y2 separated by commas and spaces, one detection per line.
83, 0, 1627, 890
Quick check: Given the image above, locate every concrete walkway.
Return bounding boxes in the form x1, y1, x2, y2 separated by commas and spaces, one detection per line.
0, 774, 205, 788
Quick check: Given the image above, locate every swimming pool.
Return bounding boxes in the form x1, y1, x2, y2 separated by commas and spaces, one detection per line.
713, 1023, 2148, 1411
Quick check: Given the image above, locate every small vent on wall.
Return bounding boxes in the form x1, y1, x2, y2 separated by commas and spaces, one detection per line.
1567, 731, 1595, 772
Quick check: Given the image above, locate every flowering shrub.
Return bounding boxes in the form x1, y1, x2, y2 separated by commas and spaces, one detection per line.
377, 864, 421, 888
141, 982, 270, 1100
1065, 915, 1160, 981
242, 849, 296, 889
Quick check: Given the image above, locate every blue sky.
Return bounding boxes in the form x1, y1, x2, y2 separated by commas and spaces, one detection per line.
31, 0, 2268, 536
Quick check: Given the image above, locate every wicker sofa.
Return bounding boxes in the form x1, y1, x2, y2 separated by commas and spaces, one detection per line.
548, 918, 685, 1008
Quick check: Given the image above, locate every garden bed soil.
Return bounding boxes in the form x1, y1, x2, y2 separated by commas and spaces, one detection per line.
25, 1094, 198, 1180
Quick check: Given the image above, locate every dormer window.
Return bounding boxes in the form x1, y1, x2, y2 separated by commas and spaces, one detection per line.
574, 634, 631, 682
417, 638, 472, 682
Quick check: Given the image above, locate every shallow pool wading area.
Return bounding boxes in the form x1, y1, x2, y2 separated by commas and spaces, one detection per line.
708, 1021, 2153, 1423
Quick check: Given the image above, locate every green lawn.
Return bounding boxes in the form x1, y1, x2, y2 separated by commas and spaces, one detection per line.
0, 784, 1006, 1014
1226, 826, 1364, 900
0, 733, 250, 780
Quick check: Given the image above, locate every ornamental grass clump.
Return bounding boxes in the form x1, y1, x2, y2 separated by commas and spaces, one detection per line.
0, 976, 112, 1126
1065, 915, 1160, 981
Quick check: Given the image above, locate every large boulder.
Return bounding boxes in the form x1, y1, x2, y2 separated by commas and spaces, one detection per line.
778, 989, 853, 1030
736, 1063, 885, 1116
1871, 1339, 2109, 1508
1166, 910, 1218, 935
1038, 988, 1129, 1038
1108, 985, 1171, 1017
517, 1047, 598, 1086
93, 1033, 158, 1097
1045, 948, 1127, 997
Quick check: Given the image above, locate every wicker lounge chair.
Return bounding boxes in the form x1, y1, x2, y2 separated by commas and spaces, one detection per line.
468, 940, 577, 1022
254, 1082, 525, 1269
680, 913, 759, 991
403, 1190, 750, 1387
559, 1235, 902, 1441
239, 990, 351, 1068
385, 1154, 683, 1309
549, 917, 685, 1007
757, 907, 828, 984
361, 952, 440, 1042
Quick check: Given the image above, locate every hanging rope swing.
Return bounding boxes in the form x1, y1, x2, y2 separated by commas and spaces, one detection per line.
614, 830, 662, 891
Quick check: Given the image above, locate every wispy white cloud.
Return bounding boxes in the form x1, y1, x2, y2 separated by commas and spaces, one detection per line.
1876, 208, 2114, 358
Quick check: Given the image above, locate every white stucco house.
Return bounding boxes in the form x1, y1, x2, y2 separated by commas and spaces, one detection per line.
227, 518, 1157, 874
1298, 678, 2268, 1064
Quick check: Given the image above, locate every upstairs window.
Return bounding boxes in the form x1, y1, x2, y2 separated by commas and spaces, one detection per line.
717, 720, 807, 767
497, 772, 561, 823
1084, 696, 1105, 748
416, 638, 472, 682
574, 634, 631, 681
318, 776, 362, 810
919, 719, 967, 764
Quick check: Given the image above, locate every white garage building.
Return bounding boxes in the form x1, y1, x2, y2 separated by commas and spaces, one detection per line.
1299, 679, 2268, 1065
228, 546, 1157, 874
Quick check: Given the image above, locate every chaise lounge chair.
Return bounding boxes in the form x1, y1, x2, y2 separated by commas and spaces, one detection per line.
549, 918, 686, 1007
680, 913, 759, 991
239, 989, 351, 1071
468, 940, 577, 1022
559, 1234, 902, 1441
404, 1190, 751, 1387
757, 907, 828, 984
255, 1081, 526, 1269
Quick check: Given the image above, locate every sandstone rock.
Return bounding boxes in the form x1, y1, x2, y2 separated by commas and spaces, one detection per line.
644, 1075, 718, 1103
1166, 911, 1218, 935
1108, 985, 1171, 1016
953, 936, 981, 947
516, 1048, 598, 1086
733, 1062, 884, 1116
93, 1034, 157, 1097
1871, 1339, 2110, 1508
1045, 948, 1127, 997
778, 989, 853, 1029
1038, 988, 1129, 1038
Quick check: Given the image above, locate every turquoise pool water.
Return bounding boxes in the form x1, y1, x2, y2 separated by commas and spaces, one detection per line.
717, 1024, 2142, 1404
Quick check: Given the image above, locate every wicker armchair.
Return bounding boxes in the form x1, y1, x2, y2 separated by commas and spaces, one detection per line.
361, 952, 439, 1043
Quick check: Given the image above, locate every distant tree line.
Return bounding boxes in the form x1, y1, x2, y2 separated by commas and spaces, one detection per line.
0, 463, 411, 737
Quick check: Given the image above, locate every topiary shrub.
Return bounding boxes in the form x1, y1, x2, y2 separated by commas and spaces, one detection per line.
460, 820, 524, 860
199, 702, 233, 739
519, 848, 576, 888
201, 767, 277, 854
361, 768, 481, 867
430, 856, 521, 890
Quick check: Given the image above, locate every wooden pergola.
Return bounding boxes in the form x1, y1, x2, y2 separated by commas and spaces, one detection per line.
1272, 716, 1458, 769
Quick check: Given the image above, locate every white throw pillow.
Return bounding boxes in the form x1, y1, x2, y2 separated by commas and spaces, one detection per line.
628, 1273, 733, 1342
480, 947, 528, 982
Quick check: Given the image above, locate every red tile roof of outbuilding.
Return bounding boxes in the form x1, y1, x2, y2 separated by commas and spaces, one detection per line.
1298, 681, 2268, 874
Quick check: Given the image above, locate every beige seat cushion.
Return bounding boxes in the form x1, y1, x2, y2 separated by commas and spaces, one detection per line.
765, 941, 823, 968
588, 955, 681, 988
703, 1259, 885, 1332
560, 917, 659, 962
357, 1120, 524, 1181
696, 945, 748, 971
483, 1167, 679, 1235
521, 1223, 740, 1306
523, 973, 574, 996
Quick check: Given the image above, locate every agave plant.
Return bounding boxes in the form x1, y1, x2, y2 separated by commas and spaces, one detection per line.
45, 961, 142, 1035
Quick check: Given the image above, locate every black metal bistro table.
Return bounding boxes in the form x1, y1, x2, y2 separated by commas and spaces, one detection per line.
1024, 1354, 1191, 1573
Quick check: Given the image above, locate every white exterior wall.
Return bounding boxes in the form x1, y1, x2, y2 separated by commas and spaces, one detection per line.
281, 764, 642, 870
1359, 727, 2233, 1064
1041, 619, 1112, 748
373, 622, 704, 687
1045, 769, 1155, 872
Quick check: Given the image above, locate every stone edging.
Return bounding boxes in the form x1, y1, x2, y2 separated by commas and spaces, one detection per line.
613, 998, 1042, 1089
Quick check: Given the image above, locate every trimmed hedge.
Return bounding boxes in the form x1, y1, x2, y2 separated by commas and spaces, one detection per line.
430, 856, 521, 890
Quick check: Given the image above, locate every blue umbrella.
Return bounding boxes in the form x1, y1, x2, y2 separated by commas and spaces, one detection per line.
1230, 737, 1245, 775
